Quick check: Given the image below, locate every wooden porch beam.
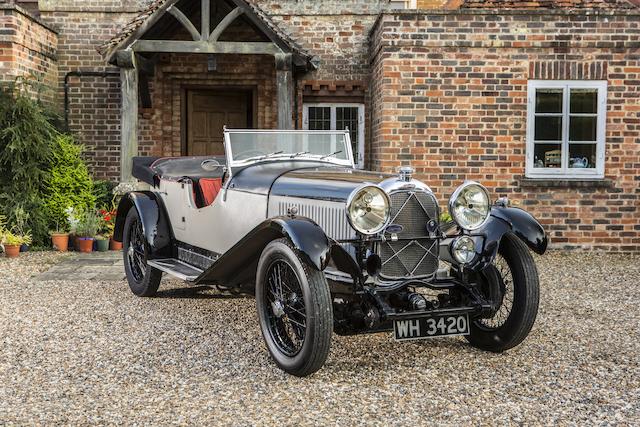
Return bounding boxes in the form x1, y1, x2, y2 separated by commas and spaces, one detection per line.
114, 50, 155, 76
201, 0, 210, 41
168, 6, 200, 41
208, 6, 244, 42
120, 68, 138, 182
131, 40, 282, 55
275, 53, 294, 130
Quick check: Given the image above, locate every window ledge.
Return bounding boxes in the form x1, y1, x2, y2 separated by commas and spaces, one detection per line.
519, 178, 613, 189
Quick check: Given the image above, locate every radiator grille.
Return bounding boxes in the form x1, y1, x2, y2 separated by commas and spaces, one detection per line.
379, 191, 439, 280
277, 201, 356, 241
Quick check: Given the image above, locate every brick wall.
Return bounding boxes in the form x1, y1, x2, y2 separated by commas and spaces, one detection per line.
0, 4, 57, 103
39, 2, 141, 179
370, 10, 640, 251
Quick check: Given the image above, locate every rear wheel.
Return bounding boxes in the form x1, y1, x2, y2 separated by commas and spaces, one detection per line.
255, 238, 333, 376
123, 208, 162, 297
467, 232, 540, 352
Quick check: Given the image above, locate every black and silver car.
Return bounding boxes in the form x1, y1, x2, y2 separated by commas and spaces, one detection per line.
114, 129, 548, 376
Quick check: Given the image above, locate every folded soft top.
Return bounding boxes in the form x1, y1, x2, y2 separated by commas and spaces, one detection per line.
132, 156, 226, 186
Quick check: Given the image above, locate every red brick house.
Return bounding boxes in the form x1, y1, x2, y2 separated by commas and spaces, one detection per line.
1, 0, 639, 251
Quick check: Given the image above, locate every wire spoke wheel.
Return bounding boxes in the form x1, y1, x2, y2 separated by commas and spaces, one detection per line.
256, 238, 332, 376
466, 233, 540, 353
127, 218, 147, 282
264, 259, 307, 357
477, 254, 514, 330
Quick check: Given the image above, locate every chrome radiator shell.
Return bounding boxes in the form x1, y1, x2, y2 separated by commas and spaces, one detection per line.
377, 190, 440, 281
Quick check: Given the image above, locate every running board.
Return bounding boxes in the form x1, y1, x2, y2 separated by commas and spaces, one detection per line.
147, 258, 203, 282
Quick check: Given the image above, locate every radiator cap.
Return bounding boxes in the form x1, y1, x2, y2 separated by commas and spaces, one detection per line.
398, 166, 414, 182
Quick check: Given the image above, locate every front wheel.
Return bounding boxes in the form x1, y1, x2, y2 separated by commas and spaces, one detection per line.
467, 232, 540, 352
123, 208, 162, 297
255, 238, 333, 376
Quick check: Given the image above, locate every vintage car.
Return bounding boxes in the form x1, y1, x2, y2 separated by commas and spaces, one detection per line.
114, 129, 547, 377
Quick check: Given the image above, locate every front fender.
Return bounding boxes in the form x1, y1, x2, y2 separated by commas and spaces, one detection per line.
441, 206, 548, 270
194, 216, 331, 286
113, 191, 173, 258
489, 207, 548, 255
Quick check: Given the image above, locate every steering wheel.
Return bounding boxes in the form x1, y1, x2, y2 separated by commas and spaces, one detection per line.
201, 158, 223, 171
234, 149, 266, 160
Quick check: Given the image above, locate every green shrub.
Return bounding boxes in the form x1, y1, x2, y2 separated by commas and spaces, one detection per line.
0, 84, 57, 244
93, 179, 118, 210
42, 134, 95, 232
0, 81, 96, 245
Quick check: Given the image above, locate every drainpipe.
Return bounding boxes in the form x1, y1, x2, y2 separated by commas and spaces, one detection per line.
64, 70, 120, 129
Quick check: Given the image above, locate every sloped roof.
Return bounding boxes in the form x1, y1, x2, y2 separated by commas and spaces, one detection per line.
98, 0, 312, 65
462, 0, 638, 8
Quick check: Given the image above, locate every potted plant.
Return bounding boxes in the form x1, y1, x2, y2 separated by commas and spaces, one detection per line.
50, 222, 70, 252
65, 206, 81, 251
12, 207, 31, 252
99, 206, 121, 251
1, 230, 30, 258
75, 209, 99, 253
95, 234, 110, 252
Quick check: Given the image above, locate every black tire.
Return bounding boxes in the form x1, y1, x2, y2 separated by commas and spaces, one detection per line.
466, 232, 540, 352
123, 208, 162, 297
255, 238, 333, 377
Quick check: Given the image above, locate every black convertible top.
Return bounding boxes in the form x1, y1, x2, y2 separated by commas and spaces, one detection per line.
132, 156, 226, 186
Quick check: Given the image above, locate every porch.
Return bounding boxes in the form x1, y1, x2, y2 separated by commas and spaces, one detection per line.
101, 0, 316, 182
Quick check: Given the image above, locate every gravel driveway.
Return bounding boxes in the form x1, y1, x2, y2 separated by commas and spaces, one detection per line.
1, 251, 638, 425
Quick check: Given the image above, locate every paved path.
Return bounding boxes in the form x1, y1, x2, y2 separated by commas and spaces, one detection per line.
35, 252, 125, 281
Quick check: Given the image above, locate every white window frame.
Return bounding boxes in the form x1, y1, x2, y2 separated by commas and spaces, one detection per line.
302, 103, 365, 169
526, 80, 607, 179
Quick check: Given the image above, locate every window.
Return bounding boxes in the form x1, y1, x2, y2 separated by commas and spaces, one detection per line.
389, 0, 417, 8
303, 103, 365, 168
526, 80, 607, 179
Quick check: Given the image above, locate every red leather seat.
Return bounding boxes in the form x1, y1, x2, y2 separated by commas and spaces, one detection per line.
198, 178, 223, 207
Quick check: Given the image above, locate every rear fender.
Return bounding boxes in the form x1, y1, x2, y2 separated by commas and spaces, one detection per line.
194, 216, 331, 286
113, 191, 173, 258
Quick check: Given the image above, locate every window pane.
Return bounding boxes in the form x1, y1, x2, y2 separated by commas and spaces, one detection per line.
534, 116, 562, 141
535, 89, 563, 113
533, 144, 562, 168
569, 144, 597, 169
570, 89, 597, 114
336, 106, 359, 159
308, 107, 331, 130
569, 116, 597, 141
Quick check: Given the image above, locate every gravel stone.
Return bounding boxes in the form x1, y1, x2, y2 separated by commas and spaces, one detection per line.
0, 251, 639, 425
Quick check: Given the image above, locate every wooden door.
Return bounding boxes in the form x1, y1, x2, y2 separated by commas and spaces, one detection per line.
186, 90, 251, 156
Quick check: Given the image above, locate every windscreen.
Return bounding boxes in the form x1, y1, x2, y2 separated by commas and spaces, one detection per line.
226, 131, 353, 166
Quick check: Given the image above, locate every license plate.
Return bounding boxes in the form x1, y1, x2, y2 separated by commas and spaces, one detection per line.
393, 313, 470, 341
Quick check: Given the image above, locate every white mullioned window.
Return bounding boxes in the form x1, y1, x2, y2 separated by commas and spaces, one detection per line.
526, 80, 607, 179
302, 103, 365, 168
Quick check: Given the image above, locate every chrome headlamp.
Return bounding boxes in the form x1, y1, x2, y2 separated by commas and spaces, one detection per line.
346, 185, 390, 235
448, 182, 490, 231
451, 236, 476, 264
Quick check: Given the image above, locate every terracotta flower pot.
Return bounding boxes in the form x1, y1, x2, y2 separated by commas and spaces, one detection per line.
76, 237, 94, 253
3, 244, 21, 258
96, 239, 110, 252
110, 239, 123, 251
51, 233, 70, 252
